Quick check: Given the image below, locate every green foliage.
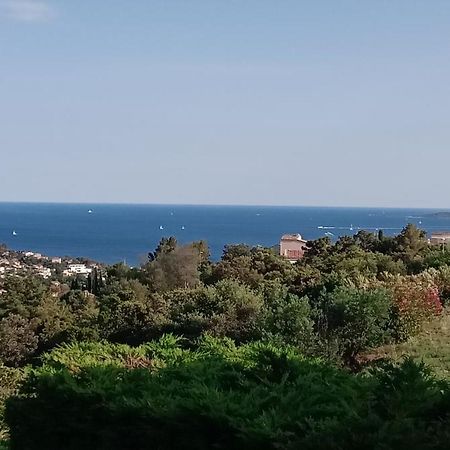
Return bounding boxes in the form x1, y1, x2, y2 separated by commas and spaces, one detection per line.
0, 366, 23, 441
386, 275, 443, 340
147, 236, 178, 261
315, 287, 393, 365
0, 225, 443, 368
0, 277, 50, 320
211, 245, 295, 288
165, 280, 263, 343
430, 266, 450, 303
106, 262, 136, 281
6, 339, 450, 450
5, 338, 363, 449
60, 290, 99, 341
259, 281, 315, 351
143, 245, 201, 291
363, 310, 450, 379
0, 316, 38, 367
2, 227, 450, 448
0, 276, 101, 366
97, 279, 167, 344
423, 248, 450, 269
394, 224, 428, 266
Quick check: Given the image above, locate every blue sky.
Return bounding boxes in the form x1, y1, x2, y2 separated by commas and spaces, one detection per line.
1, 0, 450, 207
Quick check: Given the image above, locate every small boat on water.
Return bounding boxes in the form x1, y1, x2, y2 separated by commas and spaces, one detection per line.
88, 209, 93, 214
181, 226, 185, 230
12, 230, 17, 236
159, 225, 164, 230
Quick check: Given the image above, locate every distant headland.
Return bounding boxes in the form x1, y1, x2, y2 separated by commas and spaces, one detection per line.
426, 211, 450, 218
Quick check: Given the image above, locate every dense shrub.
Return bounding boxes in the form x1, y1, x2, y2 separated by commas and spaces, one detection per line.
6, 338, 450, 450
0, 315, 38, 367
0, 276, 50, 320
211, 245, 295, 288
0, 365, 23, 441
97, 278, 169, 343
259, 281, 315, 351
165, 280, 263, 343
424, 266, 450, 304
143, 244, 202, 291
343, 274, 444, 343
386, 275, 443, 340
0, 277, 99, 364
314, 287, 392, 365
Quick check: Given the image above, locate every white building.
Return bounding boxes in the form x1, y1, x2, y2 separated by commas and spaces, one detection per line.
68, 264, 92, 275
37, 267, 52, 279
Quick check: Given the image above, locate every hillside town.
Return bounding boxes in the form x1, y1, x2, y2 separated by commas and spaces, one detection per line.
0, 244, 101, 280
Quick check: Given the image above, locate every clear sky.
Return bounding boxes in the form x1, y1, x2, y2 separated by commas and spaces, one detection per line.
1, 0, 450, 207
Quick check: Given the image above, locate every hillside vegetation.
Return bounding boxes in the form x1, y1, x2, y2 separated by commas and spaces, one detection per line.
367, 310, 450, 379
6, 337, 450, 450
1, 225, 450, 448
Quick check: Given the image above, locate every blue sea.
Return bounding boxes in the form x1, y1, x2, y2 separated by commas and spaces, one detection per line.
1, 203, 450, 266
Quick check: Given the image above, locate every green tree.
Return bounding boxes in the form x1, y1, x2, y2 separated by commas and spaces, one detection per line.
353, 230, 379, 252
98, 279, 168, 343
260, 281, 315, 351
0, 315, 38, 367
165, 280, 263, 343
0, 276, 50, 320
316, 286, 392, 366
61, 290, 100, 341
211, 245, 294, 288
144, 245, 201, 292
394, 224, 428, 265
148, 237, 178, 262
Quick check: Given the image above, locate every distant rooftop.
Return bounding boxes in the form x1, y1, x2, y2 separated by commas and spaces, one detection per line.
281, 233, 306, 242
431, 232, 450, 237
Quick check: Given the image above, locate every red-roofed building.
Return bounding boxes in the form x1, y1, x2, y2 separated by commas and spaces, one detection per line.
279, 233, 308, 262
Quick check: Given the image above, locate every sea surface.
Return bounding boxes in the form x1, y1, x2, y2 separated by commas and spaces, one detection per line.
1, 203, 450, 266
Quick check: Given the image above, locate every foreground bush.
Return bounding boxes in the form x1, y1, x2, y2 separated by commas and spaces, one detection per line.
0, 366, 23, 442
6, 337, 450, 450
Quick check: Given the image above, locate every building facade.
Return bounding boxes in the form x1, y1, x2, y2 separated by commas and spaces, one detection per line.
430, 232, 450, 246
279, 234, 308, 261
67, 264, 92, 275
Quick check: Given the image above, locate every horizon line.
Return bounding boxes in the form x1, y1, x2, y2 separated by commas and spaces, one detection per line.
0, 200, 448, 211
